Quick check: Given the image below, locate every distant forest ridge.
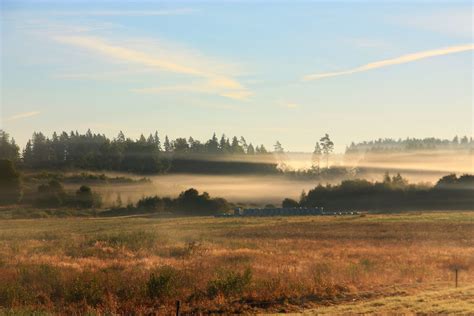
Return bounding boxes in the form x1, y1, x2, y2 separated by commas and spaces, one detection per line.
346, 136, 473, 153
0, 129, 277, 174
1, 129, 472, 174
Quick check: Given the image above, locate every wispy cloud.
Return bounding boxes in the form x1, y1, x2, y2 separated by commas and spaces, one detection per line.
54, 36, 250, 100
5, 111, 41, 122
47, 9, 194, 17
54, 69, 154, 81
132, 83, 252, 101
304, 43, 474, 81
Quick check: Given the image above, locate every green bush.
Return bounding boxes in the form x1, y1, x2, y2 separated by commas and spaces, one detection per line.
207, 268, 252, 298
66, 273, 103, 306
34, 180, 66, 207
136, 195, 164, 212
75, 185, 101, 208
0, 284, 32, 308
146, 266, 180, 300
282, 198, 299, 208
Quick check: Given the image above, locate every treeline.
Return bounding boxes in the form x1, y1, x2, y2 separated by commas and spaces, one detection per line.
34, 180, 102, 208
24, 172, 151, 185
104, 188, 230, 217
346, 136, 473, 153
0, 159, 101, 208
0, 159, 230, 215
0, 130, 276, 174
284, 173, 474, 211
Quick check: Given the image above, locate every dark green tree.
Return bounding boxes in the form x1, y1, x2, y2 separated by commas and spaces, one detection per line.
0, 130, 20, 162
164, 136, 172, 152
0, 159, 22, 204
231, 136, 244, 154
206, 133, 219, 154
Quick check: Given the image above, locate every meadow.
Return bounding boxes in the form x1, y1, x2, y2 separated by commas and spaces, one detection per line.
0, 212, 473, 314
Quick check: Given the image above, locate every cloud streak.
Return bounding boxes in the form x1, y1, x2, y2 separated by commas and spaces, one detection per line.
5, 111, 41, 122
304, 43, 474, 81
47, 9, 194, 17
132, 83, 251, 100
54, 36, 250, 100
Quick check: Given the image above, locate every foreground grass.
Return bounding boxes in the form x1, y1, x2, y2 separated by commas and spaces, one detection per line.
0, 212, 473, 314
302, 284, 474, 315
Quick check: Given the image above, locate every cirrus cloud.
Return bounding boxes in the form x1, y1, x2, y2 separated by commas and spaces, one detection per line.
54, 36, 251, 100
5, 111, 41, 122
304, 43, 474, 81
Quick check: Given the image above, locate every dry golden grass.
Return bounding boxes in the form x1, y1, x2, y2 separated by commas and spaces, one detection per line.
0, 212, 473, 314
300, 284, 474, 315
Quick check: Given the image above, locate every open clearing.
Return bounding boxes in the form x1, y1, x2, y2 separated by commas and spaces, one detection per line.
0, 212, 473, 314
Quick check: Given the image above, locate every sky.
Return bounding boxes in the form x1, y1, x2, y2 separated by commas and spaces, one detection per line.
1, 0, 473, 152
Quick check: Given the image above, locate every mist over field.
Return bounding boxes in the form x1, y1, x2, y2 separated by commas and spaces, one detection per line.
88, 149, 473, 206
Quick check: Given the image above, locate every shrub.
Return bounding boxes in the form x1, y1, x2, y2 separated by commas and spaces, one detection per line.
0, 285, 34, 308
34, 180, 66, 207
282, 198, 299, 208
136, 195, 164, 212
175, 188, 230, 215
75, 185, 101, 208
207, 268, 252, 298
17, 264, 63, 299
66, 273, 103, 306
146, 266, 180, 300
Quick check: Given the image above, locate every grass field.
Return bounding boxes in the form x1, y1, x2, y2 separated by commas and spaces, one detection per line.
303, 284, 474, 315
0, 212, 473, 314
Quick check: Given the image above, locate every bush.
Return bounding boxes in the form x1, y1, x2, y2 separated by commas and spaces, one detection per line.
34, 180, 66, 207
282, 198, 299, 208
66, 273, 103, 306
75, 185, 101, 208
207, 268, 252, 298
136, 195, 164, 212
146, 266, 180, 300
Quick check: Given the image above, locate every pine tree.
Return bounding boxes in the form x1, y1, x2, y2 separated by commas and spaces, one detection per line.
231, 136, 243, 154
164, 136, 172, 152
247, 143, 255, 155
240, 136, 248, 153
274, 141, 284, 153
219, 134, 228, 153
312, 142, 322, 170
319, 133, 334, 169
153, 131, 162, 151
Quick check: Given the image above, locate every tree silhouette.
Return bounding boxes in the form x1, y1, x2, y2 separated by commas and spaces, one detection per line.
273, 141, 284, 153
247, 143, 255, 155
312, 142, 322, 171
0, 159, 22, 204
9, 129, 277, 174
164, 136, 172, 152
319, 134, 334, 168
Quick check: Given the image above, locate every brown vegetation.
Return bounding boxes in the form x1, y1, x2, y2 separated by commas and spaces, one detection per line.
0, 212, 473, 314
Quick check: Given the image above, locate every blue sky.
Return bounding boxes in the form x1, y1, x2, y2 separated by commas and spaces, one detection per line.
1, 0, 472, 152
